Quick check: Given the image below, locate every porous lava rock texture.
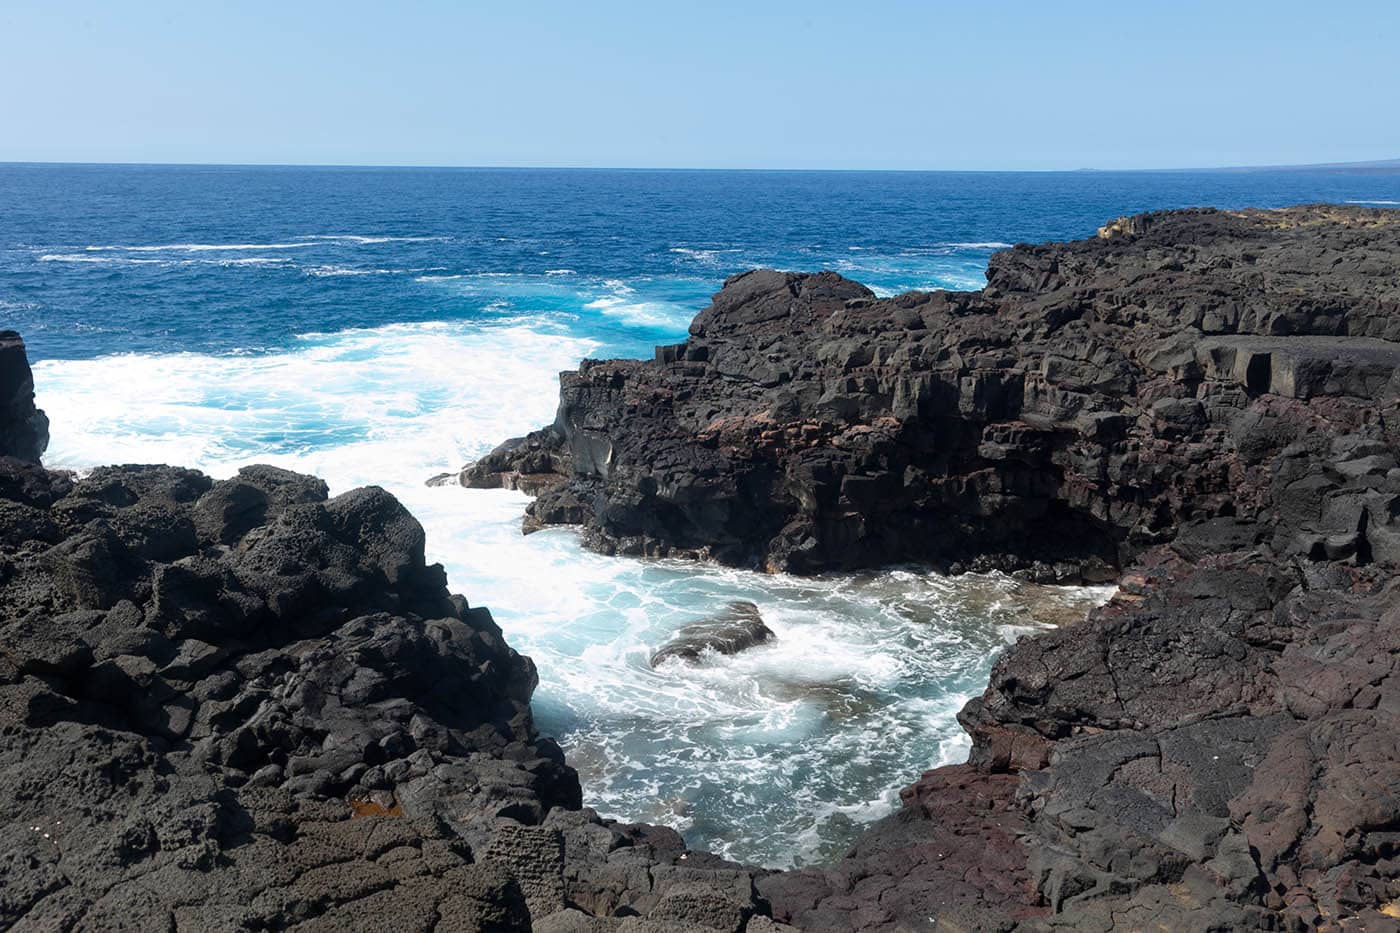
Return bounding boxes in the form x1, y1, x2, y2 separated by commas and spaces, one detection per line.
0, 337, 778, 932
466, 206, 1400, 930
462, 206, 1400, 582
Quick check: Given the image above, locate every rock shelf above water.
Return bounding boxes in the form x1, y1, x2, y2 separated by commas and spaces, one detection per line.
461, 206, 1400, 581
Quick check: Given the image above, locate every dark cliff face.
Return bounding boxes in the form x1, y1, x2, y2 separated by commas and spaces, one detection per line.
464, 206, 1400, 583
0, 330, 50, 463
463, 205, 1400, 929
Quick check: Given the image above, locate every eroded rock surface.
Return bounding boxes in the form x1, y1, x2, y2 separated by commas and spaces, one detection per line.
464, 206, 1400, 930
0, 333, 779, 932
462, 206, 1400, 582
649, 600, 775, 668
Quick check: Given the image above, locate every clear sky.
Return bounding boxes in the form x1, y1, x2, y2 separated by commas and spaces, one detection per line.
2, 0, 1397, 171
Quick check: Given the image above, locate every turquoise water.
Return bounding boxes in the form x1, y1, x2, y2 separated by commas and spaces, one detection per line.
5, 165, 1399, 865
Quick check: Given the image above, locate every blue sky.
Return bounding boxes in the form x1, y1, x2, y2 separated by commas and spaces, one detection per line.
2, 1, 1397, 170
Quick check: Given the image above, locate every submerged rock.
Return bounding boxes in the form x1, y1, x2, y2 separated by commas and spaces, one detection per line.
649, 600, 775, 667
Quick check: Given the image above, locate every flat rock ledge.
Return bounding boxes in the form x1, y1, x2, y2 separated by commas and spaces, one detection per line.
459, 205, 1400, 930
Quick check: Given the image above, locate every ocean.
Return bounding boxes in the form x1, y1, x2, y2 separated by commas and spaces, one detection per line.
5, 164, 1400, 866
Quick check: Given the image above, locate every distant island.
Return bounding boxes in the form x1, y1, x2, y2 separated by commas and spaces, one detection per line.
1187, 156, 1400, 174
1073, 157, 1400, 175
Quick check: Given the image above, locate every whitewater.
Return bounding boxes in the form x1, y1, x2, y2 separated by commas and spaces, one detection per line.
10, 164, 1400, 866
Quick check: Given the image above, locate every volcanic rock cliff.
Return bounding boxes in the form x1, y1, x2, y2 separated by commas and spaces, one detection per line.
461, 206, 1400, 582
462, 206, 1400, 929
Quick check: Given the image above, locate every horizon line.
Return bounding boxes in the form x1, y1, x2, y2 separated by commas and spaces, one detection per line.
2, 157, 1399, 175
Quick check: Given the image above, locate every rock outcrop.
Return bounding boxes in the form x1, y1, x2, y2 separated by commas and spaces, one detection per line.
649, 600, 774, 667
463, 206, 1400, 929
0, 338, 779, 931
0, 331, 49, 463
460, 206, 1400, 583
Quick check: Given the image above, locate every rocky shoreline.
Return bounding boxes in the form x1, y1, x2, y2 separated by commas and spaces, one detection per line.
3, 204, 1398, 931
0, 333, 780, 931
460, 206, 1400, 929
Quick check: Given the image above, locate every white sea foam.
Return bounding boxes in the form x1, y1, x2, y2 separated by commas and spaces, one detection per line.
40, 254, 163, 264
668, 247, 744, 266
583, 294, 690, 329
81, 242, 316, 252
413, 272, 695, 329
832, 254, 986, 295
304, 265, 378, 277
414, 271, 531, 283
34, 319, 596, 481
937, 241, 1014, 249
295, 234, 450, 244
1345, 199, 1400, 205
38, 254, 293, 268
301, 265, 434, 277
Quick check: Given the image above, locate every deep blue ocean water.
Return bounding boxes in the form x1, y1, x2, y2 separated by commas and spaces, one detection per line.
4, 164, 1399, 866
8, 164, 1400, 362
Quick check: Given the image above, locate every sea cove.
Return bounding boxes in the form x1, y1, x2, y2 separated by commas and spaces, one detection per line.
8, 166, 1400, 868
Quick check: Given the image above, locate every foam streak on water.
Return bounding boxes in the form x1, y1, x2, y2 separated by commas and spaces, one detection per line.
34, 316, 1112, 868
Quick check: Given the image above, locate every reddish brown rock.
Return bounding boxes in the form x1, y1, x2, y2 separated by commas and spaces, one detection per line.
760, 766, 1045, 932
